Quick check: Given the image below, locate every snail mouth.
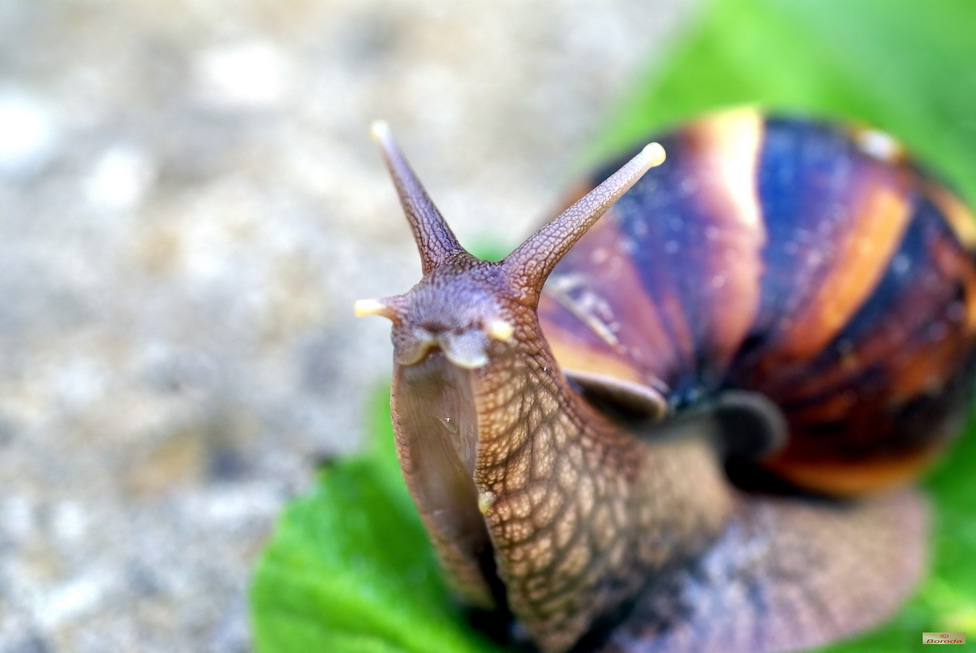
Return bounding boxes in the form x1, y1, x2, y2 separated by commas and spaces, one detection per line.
396, 330, 493, 370
439, 332, 490, 369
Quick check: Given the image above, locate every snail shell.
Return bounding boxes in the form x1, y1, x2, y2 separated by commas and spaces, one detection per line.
359, 108, 976, 653
542, 109, 976, 495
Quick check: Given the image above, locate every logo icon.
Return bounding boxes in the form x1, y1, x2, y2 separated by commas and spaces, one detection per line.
922, 632, 966, 645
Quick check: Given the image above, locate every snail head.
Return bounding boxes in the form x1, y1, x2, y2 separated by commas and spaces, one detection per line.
356, 120, 665, 370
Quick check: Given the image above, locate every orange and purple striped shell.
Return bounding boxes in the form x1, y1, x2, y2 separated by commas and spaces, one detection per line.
540, 109, 976, 495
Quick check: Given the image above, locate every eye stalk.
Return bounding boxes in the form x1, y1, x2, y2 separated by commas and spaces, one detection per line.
366, 119, 665, 295
503, 140, 665, 305
370, 119, 465, 274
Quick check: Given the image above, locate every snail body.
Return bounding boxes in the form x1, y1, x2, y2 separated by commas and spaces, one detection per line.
357, 109, 976, 653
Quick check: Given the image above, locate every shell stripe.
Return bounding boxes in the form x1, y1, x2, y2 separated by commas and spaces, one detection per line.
745, 118, 914, 367
740, 118, 976, 488
543, 112, 976, 492
757, 166, 913, 365
770, 199, 974, 404
924, 178, 976, 249
546, 109, 768, 405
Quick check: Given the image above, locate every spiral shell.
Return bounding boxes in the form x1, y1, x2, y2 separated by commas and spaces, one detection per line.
540, 108, 976, 494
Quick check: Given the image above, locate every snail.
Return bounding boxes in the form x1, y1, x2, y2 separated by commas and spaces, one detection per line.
355, 108, 976, 653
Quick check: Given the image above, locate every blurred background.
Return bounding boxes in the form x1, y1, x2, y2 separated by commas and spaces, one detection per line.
0, 2, 699, 651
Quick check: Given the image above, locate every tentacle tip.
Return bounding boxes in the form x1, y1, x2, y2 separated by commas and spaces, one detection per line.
369, 120, 393, 144
354, 297, 397, 320
486, 319, 515, 342
641, 142, 667, 168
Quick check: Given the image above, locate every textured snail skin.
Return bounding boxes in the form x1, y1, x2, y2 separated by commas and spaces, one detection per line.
391, 268, 731, 652
362, 109, 976, 653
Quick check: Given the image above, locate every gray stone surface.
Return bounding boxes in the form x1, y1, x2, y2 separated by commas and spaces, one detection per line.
0, 1, 698, 651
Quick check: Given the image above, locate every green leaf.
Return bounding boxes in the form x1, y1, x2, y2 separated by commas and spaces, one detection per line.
252, 1, 976, 652
250, 388, 506, 653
